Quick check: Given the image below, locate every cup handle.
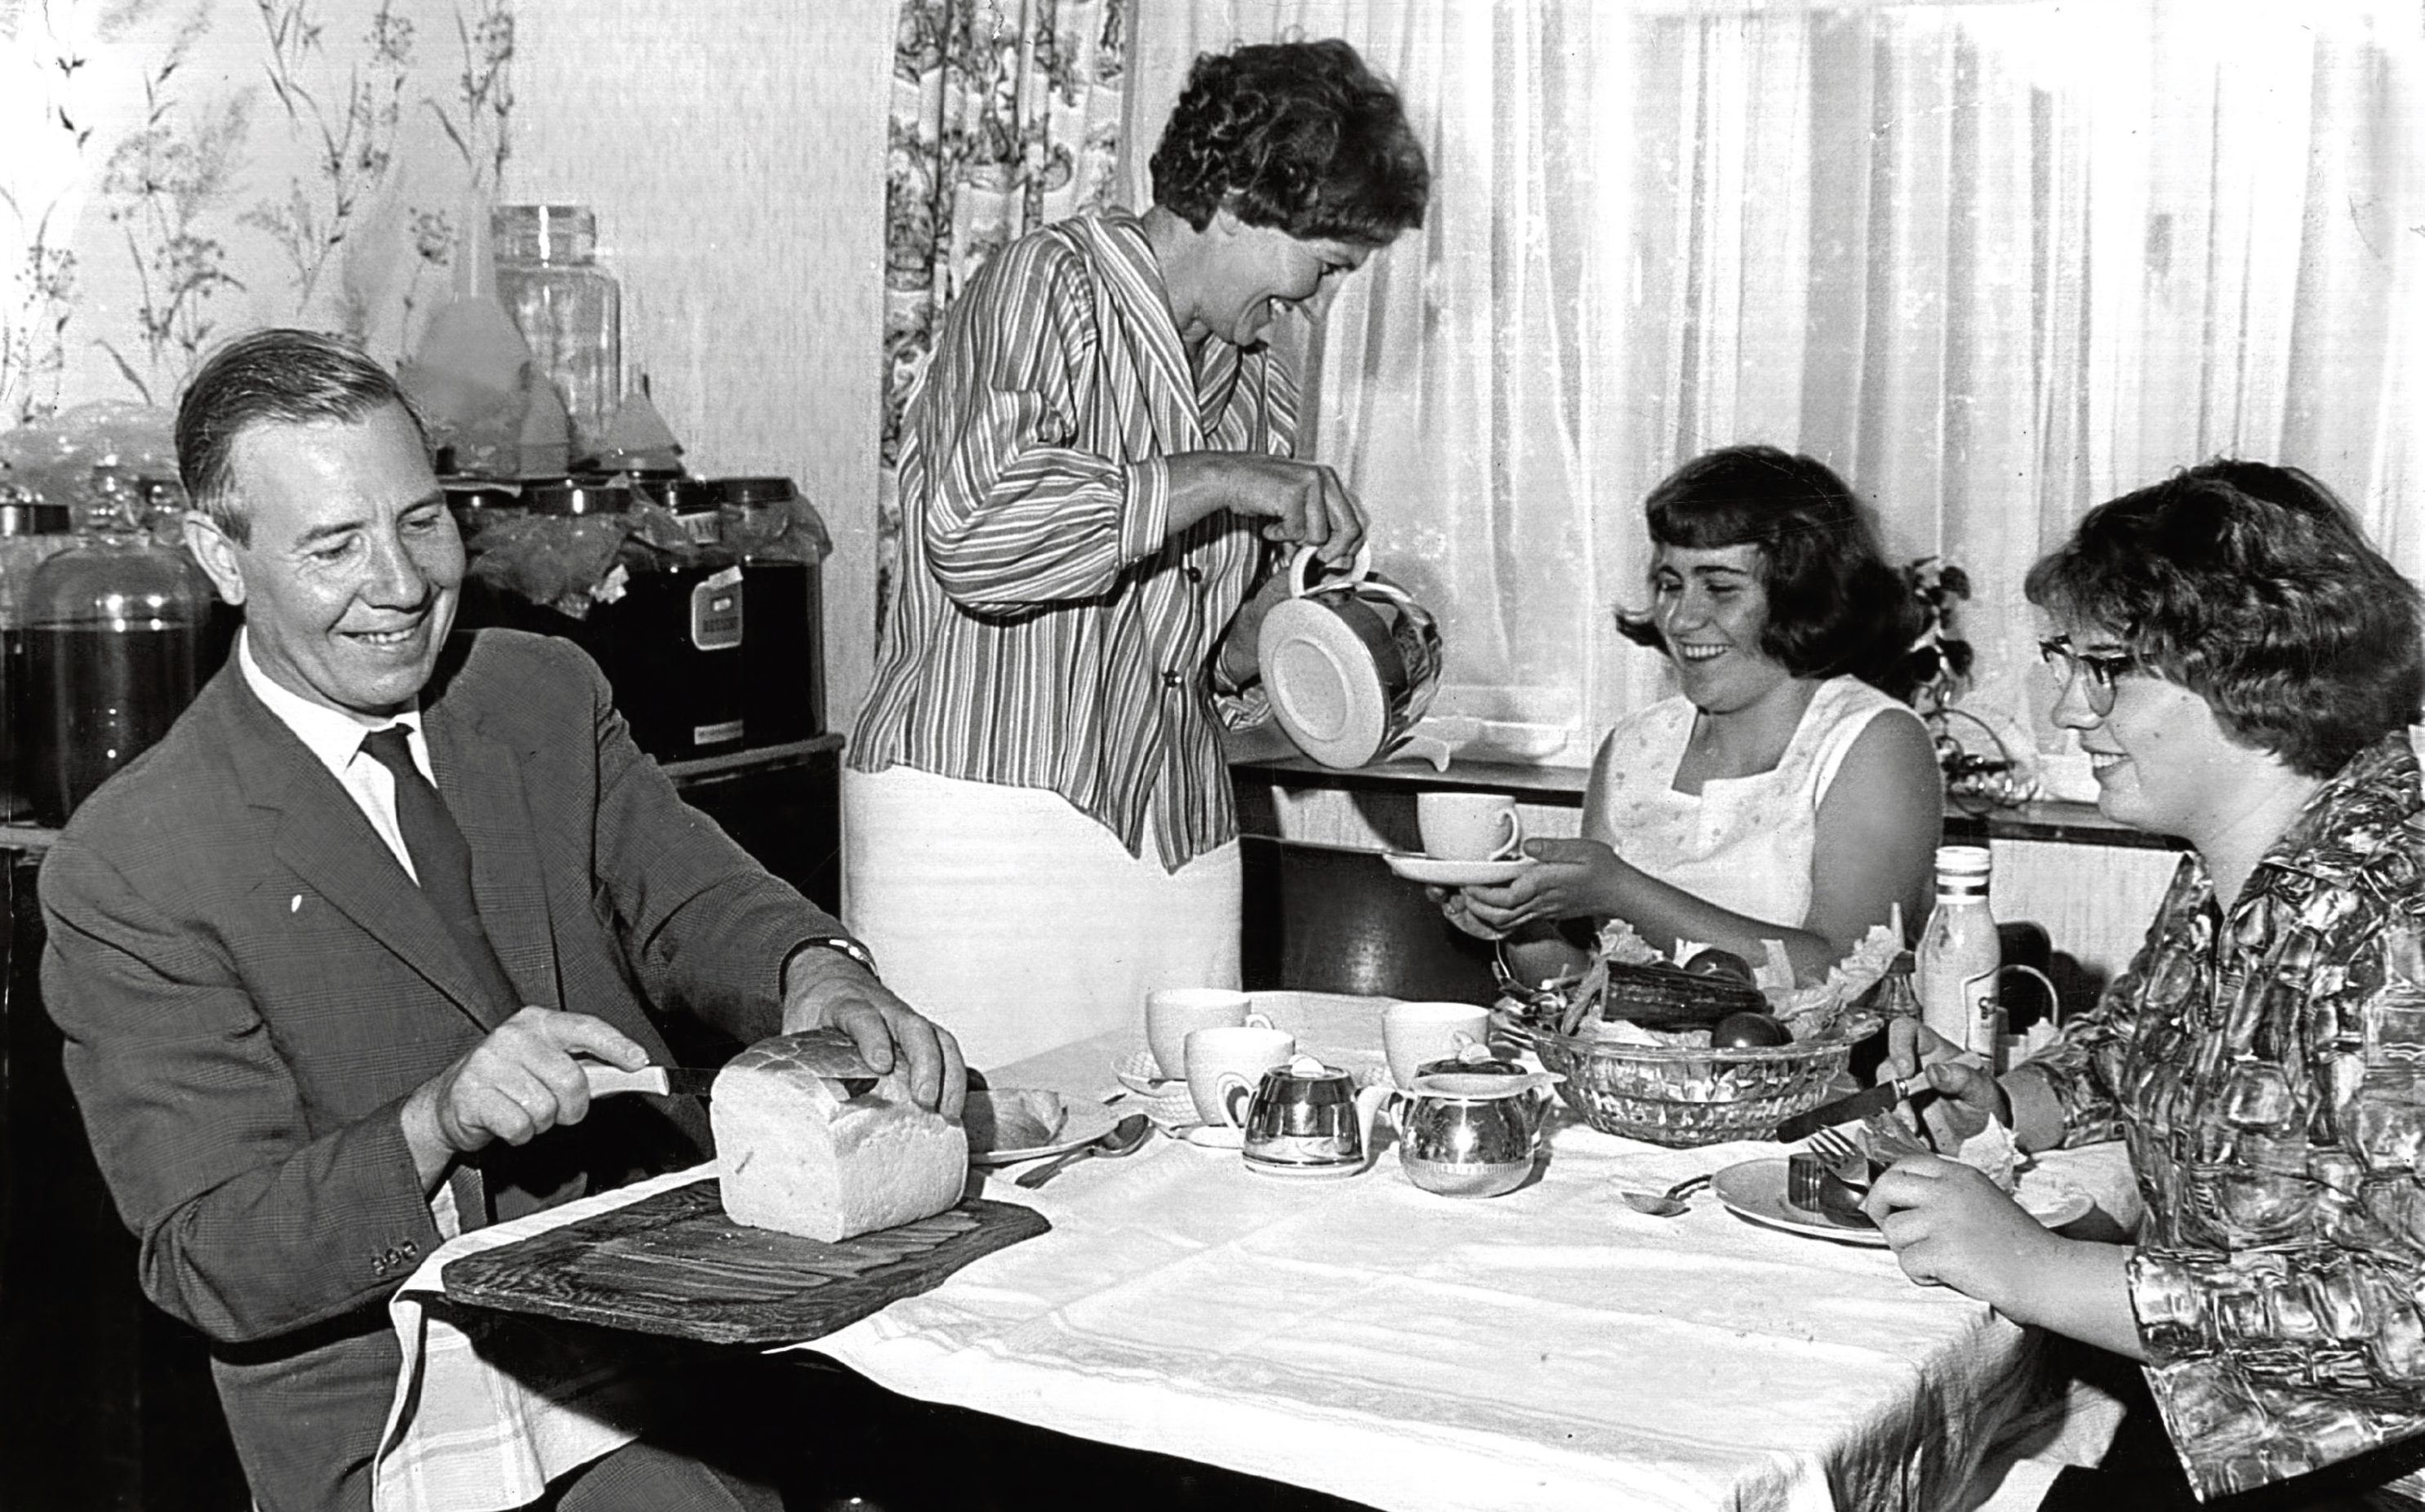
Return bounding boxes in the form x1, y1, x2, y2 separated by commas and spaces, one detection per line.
1286, 540, 1375, 598
1997, 963, 2060, 1024
1354, 1083, 1394, 1163
1534, 1083, 1559, 1152
1491, 807, 1526, 861
1243, 1011, 1275, 1030
1215, 1072, 1253, 1127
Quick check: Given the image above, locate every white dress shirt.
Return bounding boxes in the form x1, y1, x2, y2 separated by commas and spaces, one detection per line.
237, 630, 429, 883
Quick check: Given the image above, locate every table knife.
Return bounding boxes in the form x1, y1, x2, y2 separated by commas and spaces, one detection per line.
1772, 1072, 1928, 1145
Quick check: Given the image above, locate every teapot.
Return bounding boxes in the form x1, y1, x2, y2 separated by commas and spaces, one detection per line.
1242, 1055, 1395, 1173
1381, 1069, 1562, 1198
1257, 544, 1443, 770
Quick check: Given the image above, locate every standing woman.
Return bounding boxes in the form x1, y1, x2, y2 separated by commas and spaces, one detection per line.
848, 41, 1431, 1070
1873, 462, 2425, 1507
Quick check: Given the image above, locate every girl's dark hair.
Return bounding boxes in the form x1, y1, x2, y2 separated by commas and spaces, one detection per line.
1150, 39, 1430, 245
1616, 445, 1924, 696
2024, 460, 2424, 777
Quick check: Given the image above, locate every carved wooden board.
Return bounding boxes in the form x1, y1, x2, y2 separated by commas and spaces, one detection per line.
439, 1181, 1050, 1345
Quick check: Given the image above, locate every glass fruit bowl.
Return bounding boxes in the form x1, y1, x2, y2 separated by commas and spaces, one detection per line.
1528, 1022, 1851, 1147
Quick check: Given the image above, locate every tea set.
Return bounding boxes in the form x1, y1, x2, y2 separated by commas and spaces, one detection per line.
1229, 1054, 1562, 1197
1104, 985, 1564, 1198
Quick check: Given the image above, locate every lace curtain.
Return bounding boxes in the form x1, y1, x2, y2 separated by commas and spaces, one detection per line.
1127, 0, 2425, 785
876, 0, 1130, 630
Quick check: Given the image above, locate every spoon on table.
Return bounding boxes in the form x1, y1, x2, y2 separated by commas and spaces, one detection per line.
1014, 1113, 1154, 1190
1617, 1172, 1713, 1217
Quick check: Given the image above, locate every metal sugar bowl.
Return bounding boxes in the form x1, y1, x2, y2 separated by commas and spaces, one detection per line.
1382, 1069, 1562, 1199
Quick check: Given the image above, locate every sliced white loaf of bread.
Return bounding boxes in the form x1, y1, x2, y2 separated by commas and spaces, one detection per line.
714, 1032, 968, 1242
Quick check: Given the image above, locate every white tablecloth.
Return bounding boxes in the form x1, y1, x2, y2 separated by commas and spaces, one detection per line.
799, 991, 2123, 1512
376, 990, 2125, 1512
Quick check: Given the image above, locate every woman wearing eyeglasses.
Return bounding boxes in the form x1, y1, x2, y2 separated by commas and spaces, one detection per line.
1874, 460, 2425, 1509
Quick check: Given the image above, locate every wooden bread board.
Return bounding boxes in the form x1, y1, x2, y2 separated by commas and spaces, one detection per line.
439, 1180, 1050, 1345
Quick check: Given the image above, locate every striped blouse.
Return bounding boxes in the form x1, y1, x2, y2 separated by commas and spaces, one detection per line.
852, 208, 1296, 871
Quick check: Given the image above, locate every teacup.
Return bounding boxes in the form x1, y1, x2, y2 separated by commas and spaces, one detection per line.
1417, 792, 1525, 862
1147, 988, 1266, 1080
1382, 1000, 1493, 1089
1185, 1025, 1297, 1131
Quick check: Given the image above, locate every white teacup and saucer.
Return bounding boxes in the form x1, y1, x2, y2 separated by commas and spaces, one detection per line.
1385, 791, 1533, 886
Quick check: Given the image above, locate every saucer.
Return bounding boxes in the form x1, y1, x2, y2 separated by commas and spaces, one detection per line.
1383, 854, 1531, 887
1113, 1047, 1184, 1096
1185, 1124, 1245, 1150
1244, 1156, 1365, 1181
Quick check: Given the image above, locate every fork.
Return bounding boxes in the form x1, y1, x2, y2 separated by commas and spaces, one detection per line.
1805, 1127, 1870, 1189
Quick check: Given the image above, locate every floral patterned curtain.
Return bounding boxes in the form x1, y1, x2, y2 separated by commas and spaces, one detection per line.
876, 0, 1128, 634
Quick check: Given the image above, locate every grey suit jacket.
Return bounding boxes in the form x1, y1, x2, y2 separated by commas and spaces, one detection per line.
40, 629, 845, 1512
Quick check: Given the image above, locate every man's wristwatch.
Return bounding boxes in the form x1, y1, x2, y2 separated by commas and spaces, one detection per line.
789, 935, 880, 981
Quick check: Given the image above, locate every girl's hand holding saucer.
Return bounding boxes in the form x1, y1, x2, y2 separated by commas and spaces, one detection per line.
1454, 838, 1622, 936
1431, 886, 1506, 941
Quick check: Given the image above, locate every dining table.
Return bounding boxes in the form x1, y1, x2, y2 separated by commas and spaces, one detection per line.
374, 990, 2133, 1512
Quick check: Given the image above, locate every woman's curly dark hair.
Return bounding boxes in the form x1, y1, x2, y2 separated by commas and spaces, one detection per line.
1615, 446, 1924, 696
1150, 39, 1430, 244
2024, 460, 2424, 777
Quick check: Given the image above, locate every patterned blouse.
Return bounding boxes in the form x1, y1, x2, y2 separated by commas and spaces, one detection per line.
2028, 730, 2425, 1499
852, 207, 1293, 872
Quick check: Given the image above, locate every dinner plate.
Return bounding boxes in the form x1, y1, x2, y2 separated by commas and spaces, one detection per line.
966, 1091, 1121, 1167
1709, 1159, 2093, 1246
1383, 854, 1531, 887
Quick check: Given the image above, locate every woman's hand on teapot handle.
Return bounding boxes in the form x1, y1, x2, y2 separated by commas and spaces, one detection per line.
1165, 452, 1365, 564
1457, 838, 1621, 936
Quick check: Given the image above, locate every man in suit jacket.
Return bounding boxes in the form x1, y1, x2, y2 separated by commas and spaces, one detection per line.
39, 328, 965, 1512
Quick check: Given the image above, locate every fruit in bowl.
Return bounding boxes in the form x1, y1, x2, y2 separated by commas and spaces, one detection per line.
1709, 1011, 1792, 1048
1682, 947, 1757, 985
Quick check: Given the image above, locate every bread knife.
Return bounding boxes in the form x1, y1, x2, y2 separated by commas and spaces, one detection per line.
583, 1063, 723, 1098
582, 1030, 883, 1100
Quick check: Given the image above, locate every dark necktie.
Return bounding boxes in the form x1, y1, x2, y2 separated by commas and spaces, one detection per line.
360, 724, 514, 1230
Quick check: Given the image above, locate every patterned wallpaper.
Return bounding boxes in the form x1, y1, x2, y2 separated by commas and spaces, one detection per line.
3, 0, 511, 422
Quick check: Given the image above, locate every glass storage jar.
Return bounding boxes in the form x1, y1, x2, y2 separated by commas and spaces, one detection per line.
492, 205, 622, 466
718, 476, 827, 742
1, 494, 74, 821
17, 473, 213, 825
